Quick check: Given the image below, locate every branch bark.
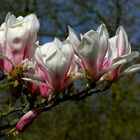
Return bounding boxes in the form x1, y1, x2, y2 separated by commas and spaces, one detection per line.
0, 80, 111, 137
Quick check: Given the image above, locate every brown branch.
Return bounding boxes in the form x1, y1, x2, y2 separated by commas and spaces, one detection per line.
0, 119, 19, 137
0, 80, 112, 137
0, 108, 22, 119
43, 81, 112, 111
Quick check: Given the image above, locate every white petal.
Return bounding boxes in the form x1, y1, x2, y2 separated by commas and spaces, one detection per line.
45, 49, 68, 89
101, 58, 126, 75
97, 24, 109, 66
23, 14, 40, 59
114, 51, 139, 63
80, 33, 83, 40
60, 38, 74, 60
121, 64, 140, 76
54, 37, 62, 47
21, 58, 36, 72
35, 46, 46, 69
23, 72, 43, 81
83, 30, 96, 38
0, 27, 6, 46
116, 26, 129, 56
6, 22, 29, 51
125, 43, 131, 54
22, 77, 50, 87
79, 31, 100, 64
35, 42, 58, 68
45, 49, 67, 74
17, 16, 24, 21
96, 23, 109, 39
54, 38, 74, 72
24, 14, 40, 35
68, 26, 80, 50
108, 35, 118, 59
35, 40, 71, 89
5, 13, 17, 27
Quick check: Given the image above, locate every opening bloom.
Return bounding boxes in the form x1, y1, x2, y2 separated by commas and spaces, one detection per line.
101, 26, 139, 81
0, 13, 39, 73
68, 25, 140, 82
0, 12, 138, 133
68, 24, 109, 79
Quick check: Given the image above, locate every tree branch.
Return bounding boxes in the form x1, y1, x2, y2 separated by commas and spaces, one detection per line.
0, 108, 22, 119
0, 80, 112, 137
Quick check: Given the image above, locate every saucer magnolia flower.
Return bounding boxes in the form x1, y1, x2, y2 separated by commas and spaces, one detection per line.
34, 38, 74, 92
0, 13, 39, 73
22, 58, 48, 97
68, 24, 109, 79
16, 109, 42, 131
102, 26, 140, 81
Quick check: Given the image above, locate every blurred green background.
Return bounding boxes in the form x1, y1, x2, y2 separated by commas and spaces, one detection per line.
0, 0, 140, 140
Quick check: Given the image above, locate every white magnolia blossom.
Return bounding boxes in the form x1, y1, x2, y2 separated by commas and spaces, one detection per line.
68, 25, 140, 81
101, 26, 140, 81
0, 13, 139, 132
0, 13, 39, 73
35, 37, 74, 91
68, 24, 122, 80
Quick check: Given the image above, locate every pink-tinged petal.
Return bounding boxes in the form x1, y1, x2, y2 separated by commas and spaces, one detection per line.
116, 26, 129, 56
0, 51, 14, 73
6, 22, 29, 51
105, 58, 126, 72
35, 42, 58, 80
29, 83, 38, 93
6, 22, 29, 64
4, 13, 39, 67
103, 59, 113, 68
39, 85, 52, 97
121, 64, 140, 76
35, 39, 73, 91
97, 58, 126, 80
55, 37, 74, 81
0, 28, 13, 72
16, 109, 42, 131
0, 52, 13, 65
37, 66, 52, 97
97, 24, 109, 70
68, 54, 82, 74
23, 14, 40, 59
24, 61, 52, 97
3, 62, 13, 73
45, 50, 68, 90
100, 51, 139, 81
78, 31, 100, 78
24, 14, 39, 42
22, 65, 51, 88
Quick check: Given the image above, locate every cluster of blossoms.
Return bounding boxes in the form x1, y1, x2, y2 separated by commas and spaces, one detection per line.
0, 13, 140, 132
